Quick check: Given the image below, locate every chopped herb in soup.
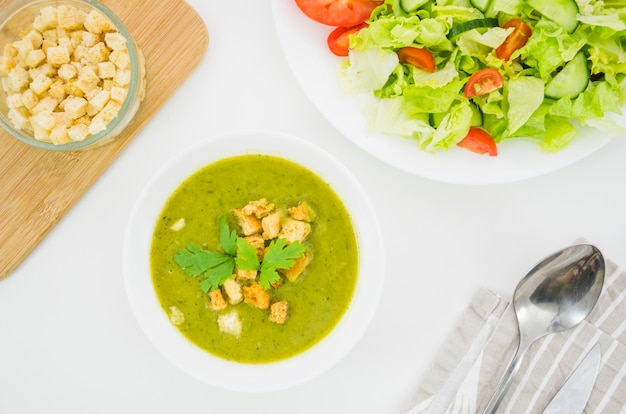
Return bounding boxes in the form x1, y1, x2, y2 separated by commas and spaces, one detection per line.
150, 155, 358, 363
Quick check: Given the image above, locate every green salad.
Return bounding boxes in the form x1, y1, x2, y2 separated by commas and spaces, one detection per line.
338, 0, 626, 155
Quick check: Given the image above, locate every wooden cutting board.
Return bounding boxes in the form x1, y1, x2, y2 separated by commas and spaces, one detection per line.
0, 0, 209, 279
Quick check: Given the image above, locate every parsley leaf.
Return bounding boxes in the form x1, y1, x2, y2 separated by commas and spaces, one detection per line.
173, 213, 308, 292
173, 242, 235, 293
198, 259, 234, 292
219, 216, 238, 256
259, 238, 307, 289
235, 237, 260, 271
173, 243, 229, 277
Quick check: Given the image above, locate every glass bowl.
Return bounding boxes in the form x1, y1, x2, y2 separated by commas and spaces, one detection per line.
0, 0, 146, 151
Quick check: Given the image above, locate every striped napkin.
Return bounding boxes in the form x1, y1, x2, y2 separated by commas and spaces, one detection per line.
404, 248, 626, 414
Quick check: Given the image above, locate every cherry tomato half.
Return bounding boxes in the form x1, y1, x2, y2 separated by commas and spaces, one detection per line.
397, 46, 436, 73
327, 23, 368, 56
464, 68, 503, 98
496, 19, 532, 61
295, 0, 383, 27
457, 127, 498, 156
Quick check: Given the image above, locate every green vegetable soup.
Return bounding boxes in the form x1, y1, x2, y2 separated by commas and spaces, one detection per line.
150, 155, 359, 363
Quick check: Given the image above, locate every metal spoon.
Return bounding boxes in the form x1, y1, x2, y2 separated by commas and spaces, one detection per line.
483, 244, 605, 414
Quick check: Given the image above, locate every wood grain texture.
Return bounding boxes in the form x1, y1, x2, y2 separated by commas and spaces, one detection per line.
0, 0, 209, 278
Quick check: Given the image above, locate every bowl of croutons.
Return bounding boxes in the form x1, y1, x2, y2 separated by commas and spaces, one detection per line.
0, 0, 146, 150
123, 131, 385, 392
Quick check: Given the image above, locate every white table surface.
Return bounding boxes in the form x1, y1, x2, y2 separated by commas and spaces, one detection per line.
1, 1, 626, 413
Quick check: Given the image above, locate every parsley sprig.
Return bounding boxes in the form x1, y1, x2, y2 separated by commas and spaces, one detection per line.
173, 216, 306, 292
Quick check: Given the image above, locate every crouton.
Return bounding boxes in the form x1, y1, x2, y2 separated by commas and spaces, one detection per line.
29, 73, 53, 95
63, 96, 87, 119
288, 201, 316, 222
113, 68, 130, 86
8, 107, 30, 130
236, 268, 257, 280
41, 29, 57, 44
20, 89, 39, 109
233, 208, 262, 236
33, 6, 58, 31
243, 283, 270, 309
88, 100, 120, 134
23, 30, 43, 49
49, 123, 69, 145
3, 44, 17, 59
87, 42, 109, 64
7, 66, 29, 92
109, 85, 127, 103
261, 212, 281, 240
57, 5, 82, 30
30, 110, 56, 131
75, 65, 99, 93
269, 301, 289, 324
0, 55, 15, 76
168, 306, 185, 326
280, 250, 313, 282
169, 218, 185, 231
84, 10, 113, 34
46, 45, 70, 66
57, 34, 72, 55
25, 49, 46, 68
12, 39, 34, 61
57, 63, 77, 80
33, 124, 51, 142
67, 123, 89, 141
278, 219, 311, 243
217, 311, 242, 337
109, 49, 129, 69
242, 198, 275, 218
48, 79, 66, 100
104, 32, 127, 51
31, 96, 58, 114
208, 289, 228, 311
6, 93, 22, 109
97, 61, 116, 79
81, 31, 100, 47
223, 278, 243, 305
86, 89, 110, 116
51, 110, 69, 127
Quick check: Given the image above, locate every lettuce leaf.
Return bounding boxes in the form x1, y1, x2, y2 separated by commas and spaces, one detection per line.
506, 76, 545, 134
339, 46, 399, 94
336, 0, 626, 155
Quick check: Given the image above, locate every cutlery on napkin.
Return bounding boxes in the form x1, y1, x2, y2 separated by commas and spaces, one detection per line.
542, 341, 601, 414
404, 241, 626, 414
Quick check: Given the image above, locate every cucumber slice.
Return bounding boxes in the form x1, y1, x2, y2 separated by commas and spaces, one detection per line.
526, 0, 579, 33
400, 0, 429, 12
430, 111, 446, 128
545, 52, 590, 99
447, 18, 499, 38
604, 0, 626, 7
470, 103, 483, 126
469, 0, 491, 12
431, 106, 482, 128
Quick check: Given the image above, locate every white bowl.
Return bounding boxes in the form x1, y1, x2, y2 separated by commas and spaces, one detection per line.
123, 130, 384, 392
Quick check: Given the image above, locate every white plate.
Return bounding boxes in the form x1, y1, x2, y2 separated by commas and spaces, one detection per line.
123, 130, 384, 392
271, 1, 618, 185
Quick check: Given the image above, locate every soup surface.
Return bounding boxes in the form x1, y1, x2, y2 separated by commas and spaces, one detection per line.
150, 155, 358, 363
